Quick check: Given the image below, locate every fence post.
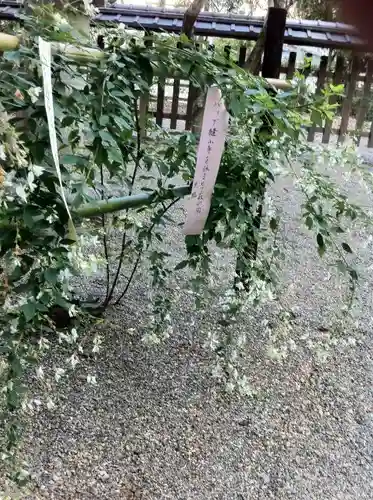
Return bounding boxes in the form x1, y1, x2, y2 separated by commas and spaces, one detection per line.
261, 7, 287, 79
235, 7, 287, 290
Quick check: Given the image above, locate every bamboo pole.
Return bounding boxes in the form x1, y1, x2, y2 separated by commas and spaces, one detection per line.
265, 78, 292, 90
52, 42, 105, 63
0, 33, 293, 90
0, 33, 20, 51
0, 185, 191, 229
76, 184, 191, 218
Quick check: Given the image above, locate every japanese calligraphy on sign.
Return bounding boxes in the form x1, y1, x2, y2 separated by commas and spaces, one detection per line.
184, 87, 229, 235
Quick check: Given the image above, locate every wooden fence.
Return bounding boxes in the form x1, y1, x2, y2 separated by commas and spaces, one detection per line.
145, 46, 373, 147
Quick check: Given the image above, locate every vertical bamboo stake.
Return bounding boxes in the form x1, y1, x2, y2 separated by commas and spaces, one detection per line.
139, 36, 152, 138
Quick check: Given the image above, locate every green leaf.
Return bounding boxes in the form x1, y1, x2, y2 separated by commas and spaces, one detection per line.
21, 302, 37, 322
175, 260, 189, 271
61, 116, 75, 127
60, 71, 87, 90
335, 259, 347, 274
305, 216, 313, 230
99, 130, 116, 146
4, 51, 21, 63
317, 233, 325, 257
61, 154, 89, 167
107, 146, 123, 165
99, 115, 110, 126
349, 269, 358, 281
342, 242, 353, 253
269, 218, 278, 231
44, 268, 59, 284
113, 115, 131, 130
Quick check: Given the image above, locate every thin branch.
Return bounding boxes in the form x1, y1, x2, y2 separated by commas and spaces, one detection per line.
114, 197, 181, 305
100, 165, 111, 303
103, 95, 142, 308
113, 253, 141, 306
93, 76, 111, 303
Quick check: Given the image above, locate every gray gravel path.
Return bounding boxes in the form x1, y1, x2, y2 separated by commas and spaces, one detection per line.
17, 153, 373, 499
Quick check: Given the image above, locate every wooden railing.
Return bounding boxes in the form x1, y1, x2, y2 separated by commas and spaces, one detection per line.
144, 46, 373, 147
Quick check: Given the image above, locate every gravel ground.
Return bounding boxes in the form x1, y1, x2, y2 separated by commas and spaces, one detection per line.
10, 151, 373, 499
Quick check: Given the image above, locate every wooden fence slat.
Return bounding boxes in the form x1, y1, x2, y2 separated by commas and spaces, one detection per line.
339, 55, 360, 143
170, 78, 180, 130
286, 51, 297, 79
170, 42, 182, 130
139, 36, 152, 137
308, 55, 328, 142
323, 55, 345, 144
185, 44, 199, 131
185, 81, 198, 131
356, 59, 373, 145
156, 76, 165, 127
368, 117, 373, 148
238, 46, 247, 67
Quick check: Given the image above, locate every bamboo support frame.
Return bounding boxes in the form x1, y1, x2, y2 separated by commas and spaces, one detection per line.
76, 185, 191, 218
0, 33, 293, 90
266, 78, 292, 90
0, 33, 20, 51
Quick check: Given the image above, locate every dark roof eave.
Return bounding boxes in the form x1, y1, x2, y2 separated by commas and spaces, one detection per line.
0, 1, 366, 49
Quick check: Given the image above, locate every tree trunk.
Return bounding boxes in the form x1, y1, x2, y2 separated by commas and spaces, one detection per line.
242, 20, 267, 73
181, 0, 205, 39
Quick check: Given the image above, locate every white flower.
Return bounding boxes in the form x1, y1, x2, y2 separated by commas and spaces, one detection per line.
27, 86, 42, 104
15, 184, 27, 202
70, 328, 78, 342
38, 337, 50, 350
225, 381, 235, 393
92, 334, 102, 353
53, 12, 69, 27
46, 397, 56, 410
30, 164, 44, 177
55, 367, 65, 382
58, 268, 72, 282
204, 331, 220, 351
27, 171, 37, 192
0, 144, 6, 160
68, 304, 77, 318
67, 354, 79, 369
87, 374, 97, 385
35, 366, 44, 380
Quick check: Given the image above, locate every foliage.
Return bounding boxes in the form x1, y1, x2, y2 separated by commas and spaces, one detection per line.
0, 5, 369, 489
294, 0, 339, 21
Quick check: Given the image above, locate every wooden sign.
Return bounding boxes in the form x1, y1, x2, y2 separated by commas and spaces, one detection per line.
184, 87, 229, 235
